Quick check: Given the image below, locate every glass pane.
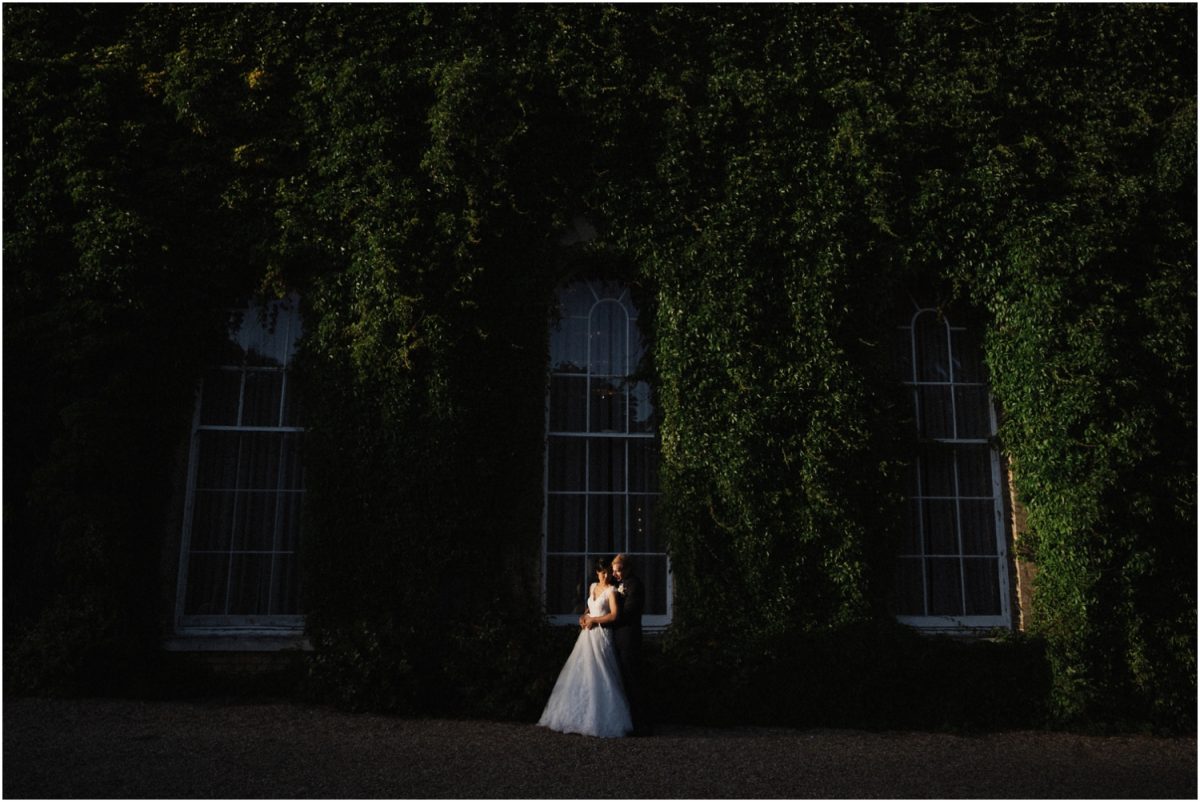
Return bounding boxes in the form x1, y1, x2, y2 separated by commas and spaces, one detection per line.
547, 436, 586, 491
184, 553, 229, 615
190, 490, 235, 552
951, 328, 986, 383
232, 491, 277, 551
628, 494, 660, 553
550, 317, 589, 374
629, 381, 655, 432
589, 439, 625, 492
588, 494, 625, 554
549, 376, 587, 432
546, 493, 585, 552
200, 369, 241, 425
914, 313, 950, 382
271, 553, 300, 615
915, 448, 955, 497
546, 554, 588, 615
956, 445, 994, 497
227, 553, 272, 615
195, 431, 241, 489
628, 439, 660, 493
923, 499, 958, 555
281, 374, 303, 427
277, 491, 304, 551
927, 557, 963, 616
589, 378, 626, 433
589, 301, 628, 376
241, 433, 283, 490
634, 555, 669, 616
963, 557, 1002, 615
954, 385, 992, 439
242, 370, 284, 427
892, 557, 925, 616
917, 386, 954, 439
279, 433, 305, 490
960, 499, 998, 555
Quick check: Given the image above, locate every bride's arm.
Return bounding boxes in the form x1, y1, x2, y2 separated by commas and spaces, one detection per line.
587, 588, 621, 627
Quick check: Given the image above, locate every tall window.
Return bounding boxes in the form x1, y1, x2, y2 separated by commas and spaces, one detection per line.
176, 296, 305, 631
893, 307, 1011, 629
544, 281, 670, 627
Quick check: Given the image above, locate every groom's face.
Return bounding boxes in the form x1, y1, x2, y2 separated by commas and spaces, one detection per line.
611, 559, 624, 582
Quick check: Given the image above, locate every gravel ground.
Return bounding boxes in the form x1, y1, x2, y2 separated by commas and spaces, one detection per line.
3, 697, 1195, 799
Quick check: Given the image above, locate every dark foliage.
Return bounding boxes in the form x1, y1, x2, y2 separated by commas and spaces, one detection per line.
4, 4, 1193, 730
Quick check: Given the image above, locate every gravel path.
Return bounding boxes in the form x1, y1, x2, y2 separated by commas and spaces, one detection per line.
4, 698, 1195, 798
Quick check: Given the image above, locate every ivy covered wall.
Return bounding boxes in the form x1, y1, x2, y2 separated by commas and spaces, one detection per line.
4, 5, 1193, 729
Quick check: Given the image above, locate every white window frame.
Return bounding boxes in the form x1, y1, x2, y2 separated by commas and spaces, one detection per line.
895, 307, 1012, 632
174, 297, 306, 637
542, 281, 672, 629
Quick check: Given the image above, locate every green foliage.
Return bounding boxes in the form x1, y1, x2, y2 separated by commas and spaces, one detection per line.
4, 4, 1193, 729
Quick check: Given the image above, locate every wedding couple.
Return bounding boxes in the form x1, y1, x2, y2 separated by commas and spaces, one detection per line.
538, 553, 651, 738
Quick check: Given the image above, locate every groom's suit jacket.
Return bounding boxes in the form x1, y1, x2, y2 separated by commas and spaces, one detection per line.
612, 575, 644, 652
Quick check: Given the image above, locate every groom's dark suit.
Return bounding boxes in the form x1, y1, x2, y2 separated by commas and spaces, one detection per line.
611, 573, 649, 735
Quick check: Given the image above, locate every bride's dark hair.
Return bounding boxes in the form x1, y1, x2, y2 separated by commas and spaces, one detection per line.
593, 556, 612, 576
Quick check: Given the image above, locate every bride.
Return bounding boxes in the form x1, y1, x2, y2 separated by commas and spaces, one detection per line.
537, 557, 633, 738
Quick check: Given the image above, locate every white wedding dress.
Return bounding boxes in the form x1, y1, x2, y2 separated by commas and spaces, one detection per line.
537, 586, 633, 738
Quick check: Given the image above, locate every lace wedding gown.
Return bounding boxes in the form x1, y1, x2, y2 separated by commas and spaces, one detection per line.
537, 586, 633, 738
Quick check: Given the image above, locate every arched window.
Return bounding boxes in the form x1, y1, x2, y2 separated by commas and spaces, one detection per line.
544, 281, 670, 627
175, 296, 305, 633
893, 308, 1011, 629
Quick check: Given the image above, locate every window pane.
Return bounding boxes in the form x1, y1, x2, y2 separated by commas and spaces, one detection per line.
546, 494, 585, 552
200, 369, 241, 426
549, 376, 587, 432
271, 553, 301, 615
241, 433, 282, 490
196, 431, 241, 489
634, 555, 669, 616
232, 491, 277, 552
242, 370, 284, 427
550, 317, 589, 374
629, 381, 655, 432
547, 436, 586, 491
954, 385, 992, 439
589, 302, 627, 376
184, 553, 229, 615
228, 553, 273, 615
589, 439, 625, 492
917, 386, 954, 439
951, 328, 986, 383
276, 492, 303, 551
914, 315, 950, 382
279, 433, 305, 490
588, 494, 625, 554
628, 439, 660, 493
927, 557, 963, 616
915, 448, 955, 497
589, 378, 626, 433
546, 554, 588, 616
956, 445, 994, 497
190, 490, 236, 552
959, 499, 998, 555
963, 557, 1002, 615
923, 499, 958, 555
628, 494, 660, 553
556, 284, 595, 319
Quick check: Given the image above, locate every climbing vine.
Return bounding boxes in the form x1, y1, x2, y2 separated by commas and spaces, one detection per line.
4, 4, 1193, 728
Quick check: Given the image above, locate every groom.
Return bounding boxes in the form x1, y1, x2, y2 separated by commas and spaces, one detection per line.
609, 553, 651, 736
